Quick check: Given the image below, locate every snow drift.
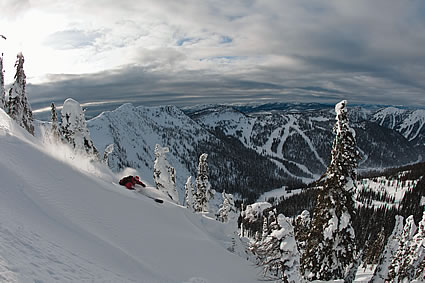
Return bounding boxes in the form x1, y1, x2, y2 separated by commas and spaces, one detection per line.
0, 108, 258, 282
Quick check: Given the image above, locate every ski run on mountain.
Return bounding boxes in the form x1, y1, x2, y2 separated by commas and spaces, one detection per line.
1, 52, 425, 282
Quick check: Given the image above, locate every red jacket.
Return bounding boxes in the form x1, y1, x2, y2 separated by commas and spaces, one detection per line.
120, 176, 146, 190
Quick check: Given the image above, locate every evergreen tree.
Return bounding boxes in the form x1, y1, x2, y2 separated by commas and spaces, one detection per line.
397, 210, 425, 282
262, 215, 269, 241
369, 215, 404, 283
363, 227, 386, 265
240, 202, 272, 239
0, 52, 5, 110
412, 210, 425, 281
301, 100, 359, 281
327, 100, 359, 184
60, 98, 98, 157
8, 52, 34, 135
103, 144, 114, 166
240, 203, 245, 238
194, 153, 214, 213
0, 36, 5, 110
184, 176, 193, 209
49, 102, 61, 142
216, 190, 235, 223
294, 210, 310, 257
387, 215, 417, 282
255, 213, 301, 282
153, 144, 179, 202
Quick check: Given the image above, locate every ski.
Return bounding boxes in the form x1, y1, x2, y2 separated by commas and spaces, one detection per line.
134, 187, 164, 203
137, 191, 163, 203
138, 191, 163, 203
146, 196, 163, 203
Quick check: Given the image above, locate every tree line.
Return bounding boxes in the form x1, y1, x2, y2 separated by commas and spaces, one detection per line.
239, 100, 425, 282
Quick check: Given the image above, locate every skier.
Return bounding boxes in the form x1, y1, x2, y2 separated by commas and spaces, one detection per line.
119, 175, 146, 190
119, 175, 164, 203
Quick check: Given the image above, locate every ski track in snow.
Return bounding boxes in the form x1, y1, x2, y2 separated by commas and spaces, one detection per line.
399, 111, 425, 141
291, 122, 327, 168
260, 115, 321, 180
263, 125, 283, 156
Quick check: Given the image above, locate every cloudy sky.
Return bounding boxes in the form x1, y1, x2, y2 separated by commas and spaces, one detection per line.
1, 0, 425, 117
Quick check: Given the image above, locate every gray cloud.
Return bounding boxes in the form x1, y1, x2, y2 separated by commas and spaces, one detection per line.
135, 48, 187, 69
18, 0, 425, 116
28, 63, 424, 122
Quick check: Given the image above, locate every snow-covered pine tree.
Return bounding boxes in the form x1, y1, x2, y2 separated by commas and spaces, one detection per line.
60, 98, 98, 157
275, 215, 301, 283
240, 202, 246, 238
396, 210, 425, 282
294, 210, 310, 258
411, 210, 425, 281
255, 213, 301, 282
194, 153, 214, 213
184, 176, 193, 209
262, 215, 269, 241
103, 144, 114, 166
216, 191, 235, 223
49, 102, 61, 142
369, 215, 404, 283
8, 52, 34, 135
387, 215, 417, 282
0, 52, 5, 110
153, 144, 179, 202
191, 177, 196, 209
363, 227, 386, 266
301, 100, 359, 281
241, 203, 273, 240
250, 209, 279, 276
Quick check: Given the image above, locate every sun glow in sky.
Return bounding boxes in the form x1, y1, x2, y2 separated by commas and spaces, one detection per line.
1, 4, 136, 82
1, 0, 425, 112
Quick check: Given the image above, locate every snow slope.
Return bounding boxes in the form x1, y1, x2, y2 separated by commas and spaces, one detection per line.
355, 173, 422, 208
194, 106, 326, 182
0, 109, 259, 282
372, 107, 425, 145
87, 103, 214, 204
192, 105, 423, 183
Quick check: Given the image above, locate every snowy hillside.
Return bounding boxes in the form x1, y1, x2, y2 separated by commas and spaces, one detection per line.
0, 108, 259, 282
190, 105, 422, 181
356, 173, 422, 208
87, 103, 292, 203
189, 105, 254, 147
84, 103, 425, 203
372, 107, 425, 147
87, 103, 214, 204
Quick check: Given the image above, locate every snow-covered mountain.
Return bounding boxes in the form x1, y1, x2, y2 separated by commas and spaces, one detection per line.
86, 103, 425, 203
87, 104, 293, 202
0, 108, 258, 282
87, 103, 212, 204
189, 105, 422, 179
372, 107, 425, 148
4, 99, 425, 282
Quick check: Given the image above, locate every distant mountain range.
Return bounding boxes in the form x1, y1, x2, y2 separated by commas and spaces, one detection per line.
87, 103, 425, 202
372, 107, 425, 148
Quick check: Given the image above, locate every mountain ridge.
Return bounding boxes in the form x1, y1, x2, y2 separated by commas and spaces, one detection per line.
86, 102, 425, 202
